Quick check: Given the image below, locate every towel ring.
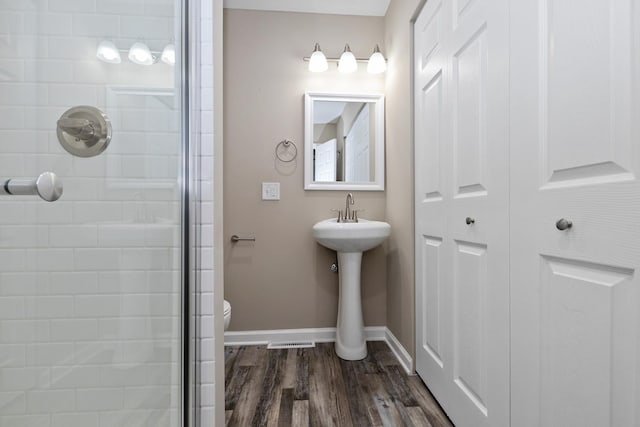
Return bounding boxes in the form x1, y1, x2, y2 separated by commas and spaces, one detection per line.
275, 139, 297, 162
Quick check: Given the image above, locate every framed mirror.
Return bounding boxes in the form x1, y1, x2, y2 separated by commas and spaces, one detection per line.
304, 92, 385, 191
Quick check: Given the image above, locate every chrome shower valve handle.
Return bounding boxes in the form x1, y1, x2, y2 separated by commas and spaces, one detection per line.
57, 106, 112, 157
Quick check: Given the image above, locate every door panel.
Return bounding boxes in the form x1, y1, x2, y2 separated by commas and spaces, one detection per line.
417, 0, 640, 425
455, 0, 474, 21
511, 1, 640, 426
417, 0, 443, 73
453, 27, 487, 196
421, 235, 444, 366
540, 257, 632, 427
543, 1, 633, 184
415, 0, 450, 408
453, 240, 488, 416
419, 73, 444, 201
314, 138, 337, 181
345, 105, 370, 181
415, 0, 509, 425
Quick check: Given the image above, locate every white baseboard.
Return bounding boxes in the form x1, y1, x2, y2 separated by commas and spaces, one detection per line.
224, 326, 386, 346
366, 326, 387, 341
224, 327, 333, 346
224, 326, 413, 375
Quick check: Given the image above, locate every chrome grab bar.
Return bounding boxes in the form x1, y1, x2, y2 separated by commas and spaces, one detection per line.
0, 172, 63, 202
230, 234, 255, 242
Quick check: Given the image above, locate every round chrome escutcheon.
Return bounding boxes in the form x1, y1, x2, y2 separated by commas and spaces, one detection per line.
56, 105, 112, 157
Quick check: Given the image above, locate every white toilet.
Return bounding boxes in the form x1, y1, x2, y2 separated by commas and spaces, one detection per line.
223, 300, 231, 331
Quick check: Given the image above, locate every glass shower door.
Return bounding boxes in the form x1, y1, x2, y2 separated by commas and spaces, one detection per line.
0, 1, 185, 425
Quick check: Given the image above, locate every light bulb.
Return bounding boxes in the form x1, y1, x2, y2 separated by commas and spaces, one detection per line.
308, 43, 328, 72
367, 45, 386, 74
161, 44, 175, 65
128, 42, 154, 65
96, 40, 121, 64
338, 44, 357, 74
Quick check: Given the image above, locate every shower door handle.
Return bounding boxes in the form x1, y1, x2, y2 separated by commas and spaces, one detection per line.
0, 172, 63, 202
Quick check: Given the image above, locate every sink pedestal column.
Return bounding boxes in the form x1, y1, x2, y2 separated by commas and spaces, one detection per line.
335, 251, 366, 360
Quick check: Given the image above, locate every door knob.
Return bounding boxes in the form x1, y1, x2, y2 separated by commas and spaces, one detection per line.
555, 218, 572, 231
465, 217, 475, 225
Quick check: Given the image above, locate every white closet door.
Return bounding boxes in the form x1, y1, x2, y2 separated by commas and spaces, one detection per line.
414, 0, 509, 425
345, 104, 370, 182
510, 1, 640, 426
414, 0, 450, 410
314, 139, 337, 181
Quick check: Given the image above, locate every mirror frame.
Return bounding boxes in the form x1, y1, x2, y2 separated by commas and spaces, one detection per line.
304, 92, 385, 191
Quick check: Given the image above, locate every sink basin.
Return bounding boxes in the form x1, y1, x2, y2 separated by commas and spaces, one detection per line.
312, 218, 391, 252
312, 217, 390, 360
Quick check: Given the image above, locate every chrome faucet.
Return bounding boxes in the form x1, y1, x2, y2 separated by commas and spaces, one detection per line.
337, 193, 358, 223
345, 193, 354, 220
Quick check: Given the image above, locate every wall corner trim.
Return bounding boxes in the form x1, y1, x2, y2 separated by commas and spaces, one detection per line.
223, 326, 413, 375
383, 327, 414, 375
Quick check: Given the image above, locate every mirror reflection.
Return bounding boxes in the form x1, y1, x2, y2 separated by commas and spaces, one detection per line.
305, 93, 385, 191
313, 101, 375, 182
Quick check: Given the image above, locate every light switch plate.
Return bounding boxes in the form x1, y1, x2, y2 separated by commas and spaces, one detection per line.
262, 182, 280, 200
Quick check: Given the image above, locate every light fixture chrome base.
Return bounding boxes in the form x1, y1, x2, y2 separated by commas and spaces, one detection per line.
57, 105, 112, 157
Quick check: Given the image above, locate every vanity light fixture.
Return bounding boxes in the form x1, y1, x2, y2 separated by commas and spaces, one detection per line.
128, 42, 154, 65
96, 40, 177, 66
161, 43, 176, 65
96, 40, 121, 64
308, 43, 328, 72
338, 44, 357, 74
304, 43, 387, 74
367, 45, 387, 74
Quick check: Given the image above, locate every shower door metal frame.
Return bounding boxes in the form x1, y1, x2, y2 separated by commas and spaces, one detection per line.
180, 0, 197, 425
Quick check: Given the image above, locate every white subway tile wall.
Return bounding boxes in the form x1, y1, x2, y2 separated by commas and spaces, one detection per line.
196, 0, 216, 421
0, 0, 216, 425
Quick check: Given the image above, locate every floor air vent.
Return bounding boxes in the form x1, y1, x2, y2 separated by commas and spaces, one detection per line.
267, 341, 316, 349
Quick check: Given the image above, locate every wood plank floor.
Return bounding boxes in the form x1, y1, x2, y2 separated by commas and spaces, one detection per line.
225, 341, 453, 427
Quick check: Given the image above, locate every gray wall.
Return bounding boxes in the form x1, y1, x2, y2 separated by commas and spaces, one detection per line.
384, 0, 422, 363
223, 9, 387, 331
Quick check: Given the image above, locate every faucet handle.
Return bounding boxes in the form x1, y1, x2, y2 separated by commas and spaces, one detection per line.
331, 208, 343, 222
353, 209, 365, 222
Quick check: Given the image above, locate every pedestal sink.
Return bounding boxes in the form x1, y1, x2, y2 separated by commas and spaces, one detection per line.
312, 218, 391, 360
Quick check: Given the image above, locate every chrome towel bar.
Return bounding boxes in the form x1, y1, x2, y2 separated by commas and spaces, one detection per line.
230, 234, 255, 242
0, 172, 63, 202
